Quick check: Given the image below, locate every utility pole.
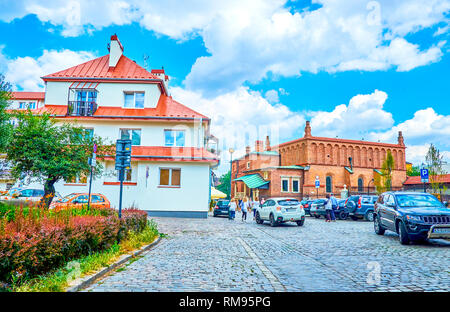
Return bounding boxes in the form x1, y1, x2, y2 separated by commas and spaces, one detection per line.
87, 143, 97, 211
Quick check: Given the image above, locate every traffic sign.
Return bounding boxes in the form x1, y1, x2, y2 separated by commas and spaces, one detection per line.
420, 168, 429, 183
315, 179, 320, 188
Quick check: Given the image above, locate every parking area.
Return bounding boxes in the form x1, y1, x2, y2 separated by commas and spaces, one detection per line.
85, 213, 450, 292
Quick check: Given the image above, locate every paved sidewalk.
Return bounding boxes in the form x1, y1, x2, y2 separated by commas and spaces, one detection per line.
85, 213, 450, 292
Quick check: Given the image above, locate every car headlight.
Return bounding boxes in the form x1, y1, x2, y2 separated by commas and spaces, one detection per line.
406, 215, 422, 222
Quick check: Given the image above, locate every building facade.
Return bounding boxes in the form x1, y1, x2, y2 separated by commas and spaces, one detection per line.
231, 121, 407, 200
11, 35, 219, 218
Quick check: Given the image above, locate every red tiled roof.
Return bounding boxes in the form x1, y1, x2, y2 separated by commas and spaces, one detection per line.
275, 136, 403, 149
42, 55, 160, 80
11, 92, 45, 100
104, 146, 218, 163
36, 94, 209, 120
404, 174, 450, 185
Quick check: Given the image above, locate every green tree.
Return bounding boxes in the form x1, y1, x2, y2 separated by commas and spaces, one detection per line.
216, 171, 231, 199
0, 74, 12, 152
406, 165, 420, 176
5, 111, 112, 208
425, 144, 447, 198
375, 150, 395, 193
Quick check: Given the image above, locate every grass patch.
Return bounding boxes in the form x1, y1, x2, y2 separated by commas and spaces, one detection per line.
9, 220, 159, 292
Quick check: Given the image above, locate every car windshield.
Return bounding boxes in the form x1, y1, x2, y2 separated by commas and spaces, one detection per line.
217, 200, 230, 206
396, 194, 443, 208
59, 193, 78, 203
278, 199, 300, 206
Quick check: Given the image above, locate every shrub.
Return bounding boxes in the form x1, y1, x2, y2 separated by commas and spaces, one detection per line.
0, 205, 150, 284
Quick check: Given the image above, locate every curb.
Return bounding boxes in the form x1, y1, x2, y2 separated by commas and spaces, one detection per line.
66, 236, 162, 292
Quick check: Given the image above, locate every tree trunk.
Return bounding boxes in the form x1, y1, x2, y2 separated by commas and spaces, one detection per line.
40, 177, 58, 209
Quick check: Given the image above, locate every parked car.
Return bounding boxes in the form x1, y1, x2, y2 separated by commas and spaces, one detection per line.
49, 193, 110, 209
300, 199, 314, 216
309, 199, 327, 218
334, 199, 349, 220
373, 192, 450, 245
345, 195, 378, 221
0, 188, 46, 205
255, 197, 305, 227
213, 199, 230, 217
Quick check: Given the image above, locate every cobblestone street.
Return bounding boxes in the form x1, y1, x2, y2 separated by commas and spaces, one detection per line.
85, 213, 450, 292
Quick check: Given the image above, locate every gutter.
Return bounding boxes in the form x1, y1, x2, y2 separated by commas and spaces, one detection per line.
50, 114, 210, 122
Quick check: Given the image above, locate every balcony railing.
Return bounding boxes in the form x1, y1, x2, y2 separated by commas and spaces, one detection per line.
67, 101, 98, 117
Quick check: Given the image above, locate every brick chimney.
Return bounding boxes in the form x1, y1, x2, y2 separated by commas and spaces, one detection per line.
246, 146, 251, 155
255, 140, 264, 153
398, 131, 405, 146
108, 34, 124, 68
265, 136, 271, 151
304, 121, 312, 138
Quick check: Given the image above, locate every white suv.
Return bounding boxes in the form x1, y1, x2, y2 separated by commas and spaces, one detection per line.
255, 197, 305, 227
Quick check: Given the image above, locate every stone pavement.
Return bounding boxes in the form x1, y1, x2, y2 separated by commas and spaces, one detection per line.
85, 213, 450, 292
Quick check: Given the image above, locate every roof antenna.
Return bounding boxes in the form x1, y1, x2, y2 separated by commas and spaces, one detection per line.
143, 54, 149, 70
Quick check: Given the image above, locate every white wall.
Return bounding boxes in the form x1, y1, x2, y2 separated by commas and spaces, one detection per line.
54, 119, 205, 148
45, 81, 161, 108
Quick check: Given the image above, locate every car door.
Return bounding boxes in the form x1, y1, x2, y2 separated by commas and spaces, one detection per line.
382, 194, 397, 230
262, 200, 274, 219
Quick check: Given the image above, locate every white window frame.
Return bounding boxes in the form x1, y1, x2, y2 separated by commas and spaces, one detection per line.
246, 162, 250, 169
158, 167, 181, 187
281, 178, 290, 193
119, 128, 142, 146
123, 91, 145, 109
292, 178, 300, 193
164, 129, 186, 147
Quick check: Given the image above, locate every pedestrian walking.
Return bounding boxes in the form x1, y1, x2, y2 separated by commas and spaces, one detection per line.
229, 199, 237, 220
325, 194, 333, 222
330, 193, 337, 222
252, 199, 260, 220
241, 197, 248, 222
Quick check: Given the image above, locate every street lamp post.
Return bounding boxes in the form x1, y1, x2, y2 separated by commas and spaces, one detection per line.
229, 148, 234, 200
367, 178, 374, 195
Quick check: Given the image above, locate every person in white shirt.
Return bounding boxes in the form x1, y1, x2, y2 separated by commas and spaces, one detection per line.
241, 197, 249, 222
252, 199, 260, 220
229, 199, 236, 220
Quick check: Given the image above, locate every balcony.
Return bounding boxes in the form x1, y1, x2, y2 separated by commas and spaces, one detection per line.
67, 101, 98, 117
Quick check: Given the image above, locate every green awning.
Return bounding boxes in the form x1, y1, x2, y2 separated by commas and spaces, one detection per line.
233, 174, 269, 189
344, 166, 353, 174
373, 169, 383, 175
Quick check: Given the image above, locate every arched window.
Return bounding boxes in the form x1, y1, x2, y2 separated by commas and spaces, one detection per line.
358, 177, 364, 193
326, 176, 332, 193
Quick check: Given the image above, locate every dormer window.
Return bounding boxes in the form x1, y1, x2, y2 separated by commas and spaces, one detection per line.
124, 92, 144, 108
19, 102, 36, 109
164, 130, 185, 147
68, 90, 98, 116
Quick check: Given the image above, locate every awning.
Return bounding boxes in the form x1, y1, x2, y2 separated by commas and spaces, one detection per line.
211, 187, 227, 200
373, 169, 383, 175
233, 174, 269, 189
69, 81, 100, 90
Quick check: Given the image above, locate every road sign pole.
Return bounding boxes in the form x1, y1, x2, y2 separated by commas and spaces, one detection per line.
119, 170, 124, 219
87, 164, 93, 211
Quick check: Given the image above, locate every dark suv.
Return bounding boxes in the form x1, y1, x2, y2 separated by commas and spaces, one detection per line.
345, 195, 378, 221
373, 192, 450, 245
213, 200, 230, 217
300, 199, 314, 216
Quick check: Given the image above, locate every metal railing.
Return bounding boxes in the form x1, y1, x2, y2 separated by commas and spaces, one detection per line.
67, 101, 98, 116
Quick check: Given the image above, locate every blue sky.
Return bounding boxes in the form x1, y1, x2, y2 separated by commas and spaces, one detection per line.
0, 0, 449, 170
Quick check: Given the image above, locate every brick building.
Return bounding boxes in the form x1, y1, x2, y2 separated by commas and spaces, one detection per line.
231, 121, 407, 200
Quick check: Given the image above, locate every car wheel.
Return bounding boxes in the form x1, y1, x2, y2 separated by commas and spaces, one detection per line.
314, 215, 320, 219
365, 211, 374, 222
398, 221, 410, 245
350, 215, 359, 221
255, 212, 263, 225
338, 211, 348, 220
374, 215, 385, 235
270, 214, 277, 227
297, 219, 305, 226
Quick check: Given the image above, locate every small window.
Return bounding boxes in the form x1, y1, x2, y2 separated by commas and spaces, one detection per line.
91, 195, 105, 203
164, 130, 185, 147
19, 102, 27, 109
120, 129, 141, 146
124, 92, 144, 108
28, 102, 36, 109
281, 179, 289, 192
358, 177, 364, 192
159, 168, 181, 187
66, 174, 87, 184
292, 179, 300, 193
263, 172, 268, 179
246, 162, 250, 169
75, 195, 89, 204
326, 176, 332, 193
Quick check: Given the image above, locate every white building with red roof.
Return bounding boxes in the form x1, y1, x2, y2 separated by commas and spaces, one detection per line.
12, 35, 219, 218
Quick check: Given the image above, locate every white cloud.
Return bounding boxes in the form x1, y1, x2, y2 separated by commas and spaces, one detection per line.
3, 49, 96, 91
1, 0, 449, 92
264, 89, 279, 103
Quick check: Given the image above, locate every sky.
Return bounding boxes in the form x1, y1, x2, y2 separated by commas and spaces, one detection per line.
0, 0, 449, 173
